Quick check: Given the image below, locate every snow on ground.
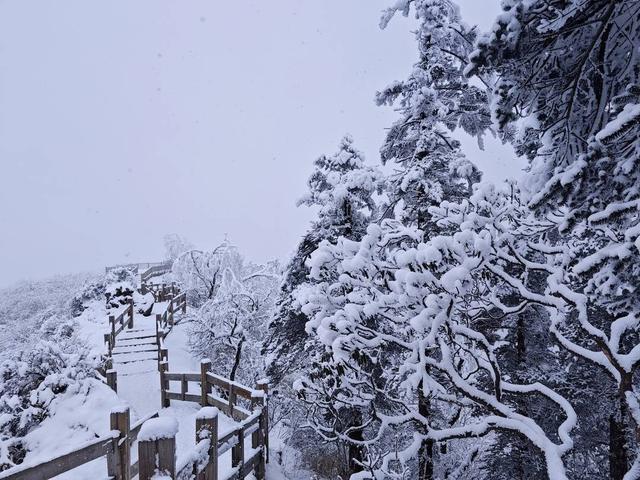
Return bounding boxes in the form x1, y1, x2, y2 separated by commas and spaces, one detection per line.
74, 299, 109, 354
112, 304, 259, 478
17, 379, 122, 479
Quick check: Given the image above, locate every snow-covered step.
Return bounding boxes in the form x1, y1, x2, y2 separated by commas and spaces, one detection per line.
113, 343, 157, 352
120, 328, 155, 336
122, 327, 153, 334
114, 357, 159, 365
112, 348, 159, 356
118, 333, 157, 341
118, 369, 158, 377
113, 339, 157, 348
113, 349, 159, 362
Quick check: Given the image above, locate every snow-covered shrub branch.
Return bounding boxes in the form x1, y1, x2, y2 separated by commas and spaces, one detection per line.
295, 183, 579, 479
178, 241, 279, 385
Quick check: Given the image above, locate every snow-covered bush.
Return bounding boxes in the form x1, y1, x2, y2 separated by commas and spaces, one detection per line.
0, 273, 100, 355
105, 266, 136, 285
105, 281, 135, 310
183, 241, 279, 385
0, 315, 99, 471
70, 281, 106, 317
133, 291, 155, 316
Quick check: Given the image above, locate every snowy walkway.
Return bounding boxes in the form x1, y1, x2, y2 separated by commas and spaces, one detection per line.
111, 303, 267, 477
110, 304, 232, 472
23, 294, 284, 479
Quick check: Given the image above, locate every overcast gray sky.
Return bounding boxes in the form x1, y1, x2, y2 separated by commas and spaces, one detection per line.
0, 0, 522, 287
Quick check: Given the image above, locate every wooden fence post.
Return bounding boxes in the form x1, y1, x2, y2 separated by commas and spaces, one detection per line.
181, 374, 188, 401
104, 333, 112, 355
200, 359, 211, 407
169, 299, 174, 326
138, 418, 178, 480
128, 298, 134, 329
257, 380, 269, 464
182, 294, 187, 313
231, 424, 244, 472
195, 407, 218, 480
107, 406, 131, 480
110, 315, 116, 339
228, 384, 237, 419
105, 356, 113, 371
106, 369, 118, 393
251, 396, 266, 480
160, 361, 170, 408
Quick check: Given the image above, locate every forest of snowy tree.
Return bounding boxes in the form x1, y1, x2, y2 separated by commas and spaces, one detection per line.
263, 1, 640, 479
1, 0, 639, 479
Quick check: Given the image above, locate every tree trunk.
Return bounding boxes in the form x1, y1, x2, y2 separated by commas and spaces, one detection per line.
347, 409, 365, 475
516, 315, 526, 363
609, 409, 628, 480
418, 381, 434, 480
229, 336, 244, 382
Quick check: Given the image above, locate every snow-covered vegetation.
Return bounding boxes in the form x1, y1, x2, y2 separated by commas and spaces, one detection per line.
264, 1, 640, 479
2, 1, 639, 479
0, 272, 120, 472
171, 240, 280, 385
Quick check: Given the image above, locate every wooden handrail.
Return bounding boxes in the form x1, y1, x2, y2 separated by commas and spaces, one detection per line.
104, 299, 135, 356
0, 434, 116, 480
156, 361, 268, 479
106, 261, 169, 275
0, 405, 167, 480
0, 428, 120, 480
140, 263, 172, 283
2, 280, 194, 479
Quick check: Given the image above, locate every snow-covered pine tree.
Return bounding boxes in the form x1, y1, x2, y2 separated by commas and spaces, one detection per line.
376, 0, 486, 232
310, 2, 487, 476
263, 136, 381, 475
467, 2, 640, 477
264, 135, 381, 383
296, 182, 578, 480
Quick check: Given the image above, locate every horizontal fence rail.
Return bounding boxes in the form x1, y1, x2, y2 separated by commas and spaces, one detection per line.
158, 360, 269, 480
140, 263, 172, 283
106, 261, 171, 275
104, 299, 135, 356
0, 408, 135, 480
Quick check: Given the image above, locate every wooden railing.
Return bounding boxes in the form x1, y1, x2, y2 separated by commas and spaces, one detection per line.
156, 292, 187, 329
103, 287, 186, 393
0, 407, 157, 480
0, 365, 269, 480
103, 299, 135, 356
158, 359, 269, 480
140, 263, 172, 283
135, 401, 267, 480
106, 261, 170, 275
141, 282, 181, 302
